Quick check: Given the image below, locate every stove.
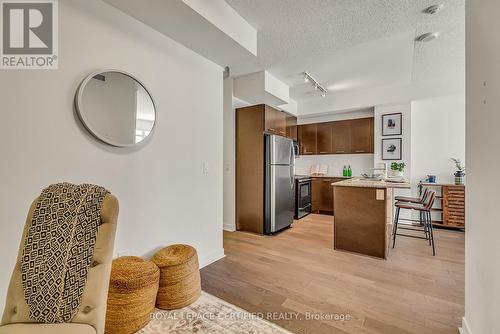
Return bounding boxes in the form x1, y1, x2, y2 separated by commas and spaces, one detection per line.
294, 175, 311, 219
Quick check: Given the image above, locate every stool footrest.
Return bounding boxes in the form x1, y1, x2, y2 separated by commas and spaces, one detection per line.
398, 226, 426, 232
396, 233, 428, 240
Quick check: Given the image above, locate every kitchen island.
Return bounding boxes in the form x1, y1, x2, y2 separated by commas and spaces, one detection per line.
332, 178, 410, 259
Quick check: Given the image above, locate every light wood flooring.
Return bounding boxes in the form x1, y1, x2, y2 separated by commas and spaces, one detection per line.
201, 214, 464, 334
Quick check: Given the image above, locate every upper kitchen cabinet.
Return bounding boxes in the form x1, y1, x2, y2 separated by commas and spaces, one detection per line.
350, 117, 374, 153
297, 117, 374, 155
317, 122, 333, 154
331, 121, 351, 154
285, 114, 298, 140
265, 105, 286, 136
298, 124, 317, 155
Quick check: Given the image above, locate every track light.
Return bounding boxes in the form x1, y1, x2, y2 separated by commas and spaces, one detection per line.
423, 4, 444, 15
302, 72, 327, 97
415, 32, 439, 42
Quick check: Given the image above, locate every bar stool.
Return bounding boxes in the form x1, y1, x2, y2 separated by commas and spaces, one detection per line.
392, 190, 436, 256
396, 188, 430, 229
395, 187, 430, 204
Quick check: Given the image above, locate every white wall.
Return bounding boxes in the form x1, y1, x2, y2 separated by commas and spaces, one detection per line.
374, 103, 412, 218
411, 95, 465, 186
374, 103, 412, 180
464, 0, 500, 333
223, 78, 236, 231
0, 0, 224, 314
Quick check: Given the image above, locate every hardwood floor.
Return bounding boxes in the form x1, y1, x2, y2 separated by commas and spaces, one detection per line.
201, 214, 464, 334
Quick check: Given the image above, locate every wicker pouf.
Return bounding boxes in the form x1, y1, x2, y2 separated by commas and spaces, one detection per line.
105, 256, 160, 334
152, 244, 201, 310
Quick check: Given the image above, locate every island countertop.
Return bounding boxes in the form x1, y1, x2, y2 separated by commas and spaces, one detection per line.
332, 177, 411, 189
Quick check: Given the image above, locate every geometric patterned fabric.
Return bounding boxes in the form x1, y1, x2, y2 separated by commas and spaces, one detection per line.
21, 183, 109, 323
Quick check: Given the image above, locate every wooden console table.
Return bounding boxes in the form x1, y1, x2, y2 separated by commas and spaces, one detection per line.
419, 182, 465, 229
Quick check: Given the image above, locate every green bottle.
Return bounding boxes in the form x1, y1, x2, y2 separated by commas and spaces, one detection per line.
347, 165, 352, 177
343, 165, 347, 177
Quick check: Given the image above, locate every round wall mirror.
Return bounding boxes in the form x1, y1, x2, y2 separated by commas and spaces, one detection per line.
75, 70, 157, 147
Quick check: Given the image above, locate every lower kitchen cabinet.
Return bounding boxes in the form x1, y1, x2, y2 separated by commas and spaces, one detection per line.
319, 178, 334, 213
311, 177, 347, 215
311, 178, 321, 213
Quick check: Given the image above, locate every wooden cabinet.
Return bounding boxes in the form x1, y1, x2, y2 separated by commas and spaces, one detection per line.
350, 118, 374, 153
317, 122, 333, 154
319, 178, 334, 213
419, 183, 465, 229
236, 105, 266, 234
285, 114, 297, 140
331, 121, 351, 154
311, 178, 321, 213
443, 185, 465, 228
235, 104, 291, 235
311, 177, 347, 215
298, 124, 317, 155
297, 117, 374, 156
265, 106, 286, 136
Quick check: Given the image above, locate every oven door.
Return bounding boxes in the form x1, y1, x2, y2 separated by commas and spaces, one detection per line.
295, 180, 311, 219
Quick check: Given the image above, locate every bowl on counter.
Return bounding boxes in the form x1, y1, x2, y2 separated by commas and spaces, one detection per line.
361, 173, 383, 181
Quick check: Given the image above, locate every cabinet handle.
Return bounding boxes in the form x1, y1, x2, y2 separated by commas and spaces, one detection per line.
355, 150, 365, 153
335, 150, 345, 153
319, 151, 330, 154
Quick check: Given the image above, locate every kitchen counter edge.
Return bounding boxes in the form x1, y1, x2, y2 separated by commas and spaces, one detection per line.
332, 178, 411, 189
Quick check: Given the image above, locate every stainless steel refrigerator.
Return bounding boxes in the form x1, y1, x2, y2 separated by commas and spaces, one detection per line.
264, 134, 295, 235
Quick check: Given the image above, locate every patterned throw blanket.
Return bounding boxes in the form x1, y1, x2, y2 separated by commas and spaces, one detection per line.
21, 183, 109, 323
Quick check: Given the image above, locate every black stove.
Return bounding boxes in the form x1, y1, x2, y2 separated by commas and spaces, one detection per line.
294, 175, 311, 219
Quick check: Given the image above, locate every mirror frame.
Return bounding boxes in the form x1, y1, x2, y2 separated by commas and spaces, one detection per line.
75, 69, 157, 147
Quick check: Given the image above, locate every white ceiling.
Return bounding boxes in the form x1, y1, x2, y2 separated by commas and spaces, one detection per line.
225, 0, 465, 103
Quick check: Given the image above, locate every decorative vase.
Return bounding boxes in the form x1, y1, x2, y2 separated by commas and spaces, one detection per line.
389, 170, 403, 178
454, 171, 465, 185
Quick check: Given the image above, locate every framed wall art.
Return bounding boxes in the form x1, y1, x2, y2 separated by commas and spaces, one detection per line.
382, 113, 402, 136
382, 138, 402, 160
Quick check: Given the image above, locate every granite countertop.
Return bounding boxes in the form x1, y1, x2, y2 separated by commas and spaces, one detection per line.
332, 177, 411, 189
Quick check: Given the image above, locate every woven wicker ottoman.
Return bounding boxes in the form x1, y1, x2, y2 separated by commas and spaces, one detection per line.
152, 244, 201, 310
105, 256, 160, 334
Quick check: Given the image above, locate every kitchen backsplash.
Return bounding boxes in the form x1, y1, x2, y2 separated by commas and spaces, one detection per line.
295, 154, 375, 176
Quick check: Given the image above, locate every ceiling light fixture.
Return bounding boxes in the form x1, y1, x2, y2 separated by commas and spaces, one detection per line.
423, 4, 444, 15
302, 72, 327, 97
415, 32, 440, 42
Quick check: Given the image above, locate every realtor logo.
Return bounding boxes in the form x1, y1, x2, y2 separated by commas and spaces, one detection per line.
1, 0, 58, 69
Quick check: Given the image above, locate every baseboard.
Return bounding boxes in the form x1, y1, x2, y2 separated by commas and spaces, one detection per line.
459, 317, 472, 334
199, 248, 225, 268
223, 222, 236, 232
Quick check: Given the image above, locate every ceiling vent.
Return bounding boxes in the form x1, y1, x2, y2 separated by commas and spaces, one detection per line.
423, 4, 444, 15
415, 32, 439, 42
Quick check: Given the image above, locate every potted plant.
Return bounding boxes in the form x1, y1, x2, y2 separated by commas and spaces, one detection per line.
451, 158, 465, 185
389, 162, 406, 178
